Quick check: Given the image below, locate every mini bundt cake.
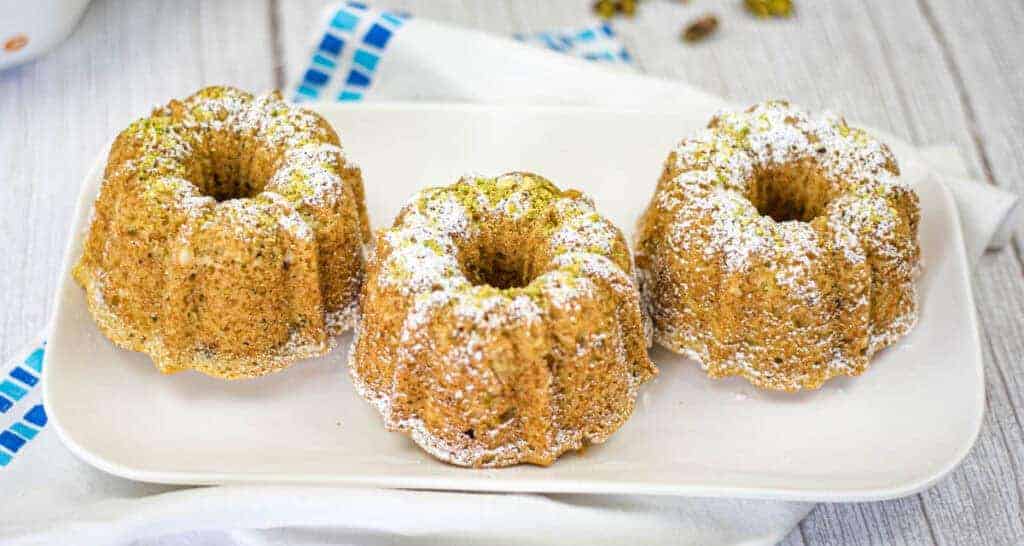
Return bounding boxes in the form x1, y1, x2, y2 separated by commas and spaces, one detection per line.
351, 173, 657, 467
636, 101, 920, 391
74, 86, 370, 379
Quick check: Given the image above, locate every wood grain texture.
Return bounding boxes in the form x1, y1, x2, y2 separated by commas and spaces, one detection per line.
2, 0, 1022, 544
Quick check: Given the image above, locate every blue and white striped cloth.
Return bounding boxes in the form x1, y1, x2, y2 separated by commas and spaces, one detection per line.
0, 340, 46, 470
292, 3, 412, 103
291, 1, 636, 105
513, 23, 633, 65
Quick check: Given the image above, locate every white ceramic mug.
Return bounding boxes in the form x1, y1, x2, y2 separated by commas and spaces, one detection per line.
0, 0, 91, 70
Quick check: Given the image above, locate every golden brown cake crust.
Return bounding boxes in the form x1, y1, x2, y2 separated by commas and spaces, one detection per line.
635, 101, 921, 392
351, 173, 657, 467
74, 86, 369, 379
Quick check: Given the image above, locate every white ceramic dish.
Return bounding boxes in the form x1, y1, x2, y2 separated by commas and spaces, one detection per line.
45, 103, 984, 501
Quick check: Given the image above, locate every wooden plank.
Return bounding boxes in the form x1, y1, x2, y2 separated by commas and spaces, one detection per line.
800, 498, 938, 546
894, 2, 1024, 545
916, 0, 1024, 436
275, 0, 328, 89
917, 0, 1024, 240
0, 0, 275, 363
195, 0, 277, 91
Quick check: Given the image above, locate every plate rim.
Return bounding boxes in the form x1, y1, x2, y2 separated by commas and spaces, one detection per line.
43, 102, 986, 502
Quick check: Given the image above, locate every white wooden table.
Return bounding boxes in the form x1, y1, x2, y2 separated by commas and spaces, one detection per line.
2, 1, 1021, 544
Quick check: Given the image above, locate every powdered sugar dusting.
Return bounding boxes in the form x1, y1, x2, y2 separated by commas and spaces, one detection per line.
73, 86, 365, 379
352, 173, 655, 466
123, 87, 354, 226
638, 100, 921, 391
663, 101, 911, 275
376, 174, 635, 333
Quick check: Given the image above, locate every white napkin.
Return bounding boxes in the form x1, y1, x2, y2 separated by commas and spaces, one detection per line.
3, 4, 1018, 545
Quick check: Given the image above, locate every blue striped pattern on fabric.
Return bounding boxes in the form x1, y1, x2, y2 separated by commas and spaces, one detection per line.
10, 367, 38, 387
24, 348, 43, 372
319, 33, 344, 56
24, 404, 46, 427
313, 53, 337, 70
513, 22, 632, 67
0, 340, 47, 467
0, 404, 47, 467
290, 7, 630, 106
331, 9, 359, 31
0, 380, 26, 401
10, 422, 37, 440
0, 430, 25, 452
293, 5, 408, 103
353, 49, 379, 71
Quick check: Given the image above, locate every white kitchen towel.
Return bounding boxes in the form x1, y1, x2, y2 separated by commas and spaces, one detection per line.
3, 3, 1019, 546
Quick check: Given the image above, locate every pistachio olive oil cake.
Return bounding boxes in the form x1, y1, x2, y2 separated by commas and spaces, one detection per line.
74, 86, 370, 379
636, 101, 920, 391
351, 173, 657, 467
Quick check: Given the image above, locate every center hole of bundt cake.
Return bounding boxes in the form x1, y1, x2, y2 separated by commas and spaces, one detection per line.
748, 165, 834, 223
462, 248, 534, 290
192, 149, 268, 202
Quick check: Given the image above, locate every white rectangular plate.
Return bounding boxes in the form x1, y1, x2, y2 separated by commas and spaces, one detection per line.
45, 103, 984, 501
